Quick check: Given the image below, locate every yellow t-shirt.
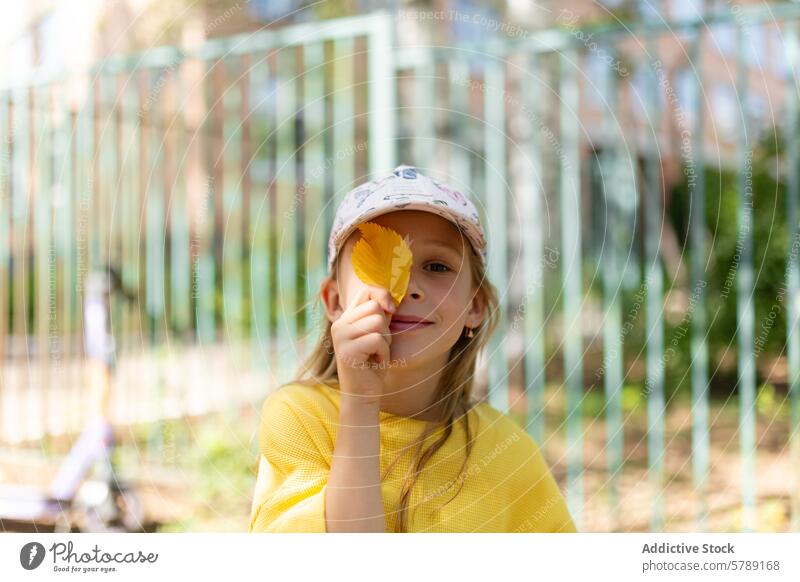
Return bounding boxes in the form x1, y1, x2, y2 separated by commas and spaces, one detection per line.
249, 381, 577, 533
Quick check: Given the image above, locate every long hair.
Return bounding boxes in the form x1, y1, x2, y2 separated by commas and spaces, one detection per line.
289, 238, 500, 532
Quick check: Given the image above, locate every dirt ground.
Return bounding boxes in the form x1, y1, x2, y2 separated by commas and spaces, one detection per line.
1, 386, 796, 533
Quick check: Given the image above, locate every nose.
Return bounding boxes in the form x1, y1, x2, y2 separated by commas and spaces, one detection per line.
406, 275, 424, 301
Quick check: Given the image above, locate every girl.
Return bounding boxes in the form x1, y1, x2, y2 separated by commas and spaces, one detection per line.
249, 165, 576, 533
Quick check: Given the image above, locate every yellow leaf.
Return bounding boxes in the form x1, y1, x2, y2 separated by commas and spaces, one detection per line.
352, 222, 413, 306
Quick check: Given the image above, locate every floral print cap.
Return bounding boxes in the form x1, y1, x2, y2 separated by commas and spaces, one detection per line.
328, 165, 487, 272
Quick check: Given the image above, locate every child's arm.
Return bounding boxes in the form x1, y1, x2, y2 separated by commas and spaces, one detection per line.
326, 284, 397, 532
325, 396, 385, 532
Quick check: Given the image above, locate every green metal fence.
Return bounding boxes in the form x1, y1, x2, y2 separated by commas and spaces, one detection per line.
1, 7, 800, 532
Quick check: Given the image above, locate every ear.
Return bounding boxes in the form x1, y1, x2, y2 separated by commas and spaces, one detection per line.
320, 276, 345, 322
464, 289, 486, 329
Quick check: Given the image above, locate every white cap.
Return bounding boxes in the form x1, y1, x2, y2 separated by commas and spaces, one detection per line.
327, 165, 486, 272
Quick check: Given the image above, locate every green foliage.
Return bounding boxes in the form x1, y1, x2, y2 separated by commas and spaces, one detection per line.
668, 132, 791, 392
117, 415, 258, 531
582, 388, 605, 417
581, 383, 644, 418
187, 419, 259, 513
756, 383, 790, 419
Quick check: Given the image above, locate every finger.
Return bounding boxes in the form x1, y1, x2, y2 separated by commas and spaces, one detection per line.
338, 313, 391, 348
350, 332, 391, 365
366, 285, 396, 314
346, 285, 371, 311
350, 313, 391, 339
342, 299, 385, 325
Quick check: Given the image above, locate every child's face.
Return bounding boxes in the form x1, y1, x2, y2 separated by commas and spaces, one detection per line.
326, 210, 485, 368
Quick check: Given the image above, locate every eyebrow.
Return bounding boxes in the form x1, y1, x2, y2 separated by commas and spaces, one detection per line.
423, 240, 464, 257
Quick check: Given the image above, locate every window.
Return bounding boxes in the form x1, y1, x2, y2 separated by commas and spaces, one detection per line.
248, 0, 304, 22
8, 33, 33, 76
746, 93, 768, 128
631, 64, 666, 122
584, 52, 611, 110
449, 0, 500, 45
709, 24, 735, 57
37, 10, 72, 69
711, 85, 738, 141
669, 0, 703, 21
744, 25, 766, 68
768, 27, 788, 77
675, 67, 698, 128
599, 0, 625, 8
636, 0, 662, 23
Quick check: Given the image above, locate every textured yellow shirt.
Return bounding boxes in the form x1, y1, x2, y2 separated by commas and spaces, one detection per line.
249, 381, 577, 533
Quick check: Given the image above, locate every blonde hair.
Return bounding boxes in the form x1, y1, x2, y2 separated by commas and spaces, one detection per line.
289, 232, 500, 532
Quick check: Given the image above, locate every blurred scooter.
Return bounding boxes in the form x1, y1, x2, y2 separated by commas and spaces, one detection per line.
0, 268, 144, 532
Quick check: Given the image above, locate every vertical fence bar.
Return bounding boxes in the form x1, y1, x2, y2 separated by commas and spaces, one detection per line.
688, 30, 710, 530
644, 38, 666, 532
331, 37, 355, 216
599, 45, 624, 528
198, 60, 218, 345
736, 24, 757, 533
560, 49, 584, 527
146, 67, 166, 343
171, 63, 191, 336
0, 92, 8, 440
264, 52, 277, 383
110, 76, 125, 351
86, 81, 100, 285
520, 55, 546, 445
34, 84, 52, 437
54, 82, 71, 428
156, 66, 172, 354
75, 79, 94, 387
120, 71, 141, 423
219, 54, 246, 408
448, 55, 471, 188
145, 66, 167, 456
275, 46, 298, 384
786, 20, 800, 534
222, 56, 244, 344
105, 74, 123, 339
59, 85, 77, 432
180, 56, 203, 360
98, 74, 116, 272
0, 92, 8, 376
240, 57, 253, 407
249, 54, 272, 372
303, 41, 327, 352
12, 87, 32, 440
367, 13, 396, 177
413, 47, 436, 170
484, 45, 510, 413
83, 77, 97, 416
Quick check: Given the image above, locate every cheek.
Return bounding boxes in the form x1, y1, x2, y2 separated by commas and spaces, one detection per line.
337, 262, 361, 304
433, 281, 472, 319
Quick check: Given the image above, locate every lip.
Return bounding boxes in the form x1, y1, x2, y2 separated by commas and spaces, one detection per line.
389, 315, 434, 333
391, 315, 433, 324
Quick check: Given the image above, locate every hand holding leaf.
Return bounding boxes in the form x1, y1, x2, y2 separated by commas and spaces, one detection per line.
351, 222, 413, 307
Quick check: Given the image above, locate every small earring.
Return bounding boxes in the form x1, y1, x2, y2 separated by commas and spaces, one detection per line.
466, 327, 474, 338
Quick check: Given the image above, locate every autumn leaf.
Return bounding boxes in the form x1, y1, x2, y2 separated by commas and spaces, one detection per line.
352, 222, 413, 306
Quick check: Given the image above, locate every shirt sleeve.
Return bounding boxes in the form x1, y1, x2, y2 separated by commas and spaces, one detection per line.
249, 389, 331, 533
508, 436, 578, 533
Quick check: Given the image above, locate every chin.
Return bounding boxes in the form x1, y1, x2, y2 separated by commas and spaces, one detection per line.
389, 333, 458, 369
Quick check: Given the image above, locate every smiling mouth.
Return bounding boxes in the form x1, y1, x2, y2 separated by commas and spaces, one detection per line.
389, 320, 434, 333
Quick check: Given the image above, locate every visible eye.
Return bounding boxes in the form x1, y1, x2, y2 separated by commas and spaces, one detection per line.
425, 262, 451, 273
